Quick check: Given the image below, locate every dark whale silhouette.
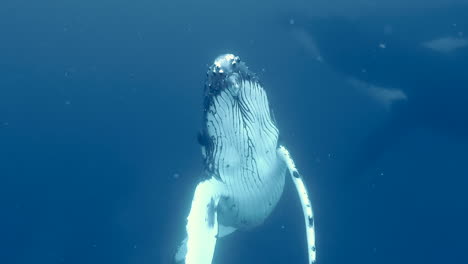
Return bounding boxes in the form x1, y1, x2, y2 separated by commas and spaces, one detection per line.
286, 6, 468, 176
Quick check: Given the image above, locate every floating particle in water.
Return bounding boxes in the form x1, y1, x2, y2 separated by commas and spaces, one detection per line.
289, 19, 295, 25
379, 43, 386, 49
281, 225, 285, 229
65, 100, 71, 105
3, 122, 8, 126
173, 173, 180, 179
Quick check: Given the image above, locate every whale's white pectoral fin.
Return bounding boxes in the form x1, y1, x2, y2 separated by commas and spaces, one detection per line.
179, 179, 221, 264
278, 145, 317, 264
175, 218, 236, 263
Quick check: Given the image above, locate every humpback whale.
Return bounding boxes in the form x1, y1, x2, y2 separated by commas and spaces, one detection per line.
174, 54, 316, 264
286, 7, 468, 177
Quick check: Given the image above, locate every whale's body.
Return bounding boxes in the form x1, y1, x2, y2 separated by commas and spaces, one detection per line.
175, 54, 316, 264
202, 55, 286, 229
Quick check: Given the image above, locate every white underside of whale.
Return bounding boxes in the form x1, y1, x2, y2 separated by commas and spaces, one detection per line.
176, 146, 316, 264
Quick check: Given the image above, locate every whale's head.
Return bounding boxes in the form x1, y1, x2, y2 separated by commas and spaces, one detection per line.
204, 54, 250, 100
200, 54, 279, 179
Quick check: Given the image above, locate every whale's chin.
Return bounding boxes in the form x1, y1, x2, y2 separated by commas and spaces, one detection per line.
204, 54, 256, 101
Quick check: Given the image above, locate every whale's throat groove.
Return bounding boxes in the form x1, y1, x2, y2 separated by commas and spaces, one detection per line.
204, 79, 279, 186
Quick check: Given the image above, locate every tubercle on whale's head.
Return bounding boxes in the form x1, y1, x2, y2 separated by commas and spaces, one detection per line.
204, 54, 257, 102
212, 54, 240, 75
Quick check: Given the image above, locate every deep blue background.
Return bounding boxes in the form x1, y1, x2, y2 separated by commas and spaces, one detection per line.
1, 1, 467, 263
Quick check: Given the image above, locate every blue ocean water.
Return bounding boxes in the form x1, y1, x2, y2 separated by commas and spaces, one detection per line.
1, 1, 467, 263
